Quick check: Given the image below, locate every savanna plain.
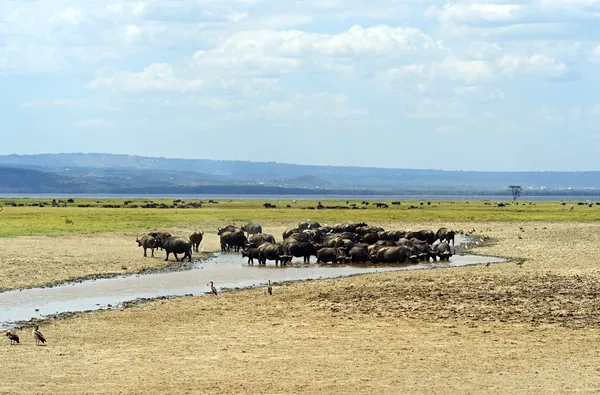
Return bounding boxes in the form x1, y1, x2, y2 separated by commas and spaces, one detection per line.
2, 198, 600, 394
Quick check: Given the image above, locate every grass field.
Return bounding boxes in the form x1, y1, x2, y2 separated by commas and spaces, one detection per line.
0, 197, 598, 237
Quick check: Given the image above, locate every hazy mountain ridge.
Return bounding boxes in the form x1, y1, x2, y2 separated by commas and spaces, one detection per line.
0, 153, 599, 194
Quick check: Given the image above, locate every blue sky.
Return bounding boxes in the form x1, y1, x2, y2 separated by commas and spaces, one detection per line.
1, 0, 599, 171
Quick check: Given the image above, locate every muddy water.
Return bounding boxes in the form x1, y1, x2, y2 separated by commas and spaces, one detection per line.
0, 253, 506, 329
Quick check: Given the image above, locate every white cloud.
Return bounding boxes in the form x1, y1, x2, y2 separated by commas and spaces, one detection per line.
425, 3, 523, 24
496, 54, 568, 77
437, 58, 493, 82
49, 7, 84, 24
89, 63, 203, 92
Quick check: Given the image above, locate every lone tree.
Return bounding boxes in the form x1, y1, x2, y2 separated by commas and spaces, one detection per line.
509, 185, 522, 201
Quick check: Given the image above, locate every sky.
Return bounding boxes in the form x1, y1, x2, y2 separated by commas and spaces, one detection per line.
1, 0, 599, 171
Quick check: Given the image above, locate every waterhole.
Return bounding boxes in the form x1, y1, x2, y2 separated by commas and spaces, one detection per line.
0, 252, 507, 329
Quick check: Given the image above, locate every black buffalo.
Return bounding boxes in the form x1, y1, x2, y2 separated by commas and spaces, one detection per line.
241, 247, 260, 265
189, 231, 204, 252
248, 233, 276, 247
257, 242, 286, 265
241, 223, 263, 237
285, 242, 318, 263
154, 236, 192, 262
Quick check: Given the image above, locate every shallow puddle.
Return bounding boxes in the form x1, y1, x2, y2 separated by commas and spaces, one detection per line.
0, 252, 506, 329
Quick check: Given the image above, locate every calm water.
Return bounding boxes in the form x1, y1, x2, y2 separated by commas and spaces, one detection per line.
0, 252, 507, 330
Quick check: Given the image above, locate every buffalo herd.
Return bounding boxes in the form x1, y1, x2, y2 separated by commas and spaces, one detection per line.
220, 221, 456, 266
136, 221, 456, 266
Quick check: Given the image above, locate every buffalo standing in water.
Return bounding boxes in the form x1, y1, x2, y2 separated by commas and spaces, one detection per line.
155, 236, 192, 262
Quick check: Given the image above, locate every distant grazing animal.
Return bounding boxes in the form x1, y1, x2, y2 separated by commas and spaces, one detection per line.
570, 205, 574, 211
136, 235, 156, 257
189, 231, 204, 252
32, 325, 46, 346
5, 331, 19, 345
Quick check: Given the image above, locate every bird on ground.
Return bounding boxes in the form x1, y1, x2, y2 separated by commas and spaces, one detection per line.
267, 280, 273, 295
485, 262, 491, 267
516, 261, 524, 267
210, 281, 218, 296
5, 331, 19, 345
32, 325, 46, 346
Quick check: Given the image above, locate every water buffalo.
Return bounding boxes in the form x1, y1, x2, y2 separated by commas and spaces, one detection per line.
241, 247, 260, 265
406, 229, 435, 244
257, 242, 286, 265
377, 230, 406, 242
323, 237, 345, 248
154, 236, 192, 262
349, 245, 369, 263
409, 239, 434, 261
302, 229, 324, 243
218, 225, 241, 235
220, 231, 248, 252
285, 232, 311, 243
148, 231, 172, 251
285, 241, 318, 263
189, 231, 204, 252
370, 246, 414, 264
241, 223, 262, 237
283, 227, 301, 239
359, 232, 379, 244
248, 233, 276, 247
433, 242, 453, 261
316, 247, 348, 263
435, 227, 455, 248
324, 232, 360, 243
298, 221, 321, 230
136, 235, 156, 257
375, 239, 397, 247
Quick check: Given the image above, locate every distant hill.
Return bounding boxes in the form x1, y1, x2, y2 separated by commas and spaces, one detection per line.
0, 153, 599, 195
0, 167, 85, 193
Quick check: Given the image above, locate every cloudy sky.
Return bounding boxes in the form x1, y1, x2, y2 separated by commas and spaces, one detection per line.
1, 0, 599, 171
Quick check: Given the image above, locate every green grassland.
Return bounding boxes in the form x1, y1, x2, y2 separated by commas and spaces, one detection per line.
0, 197, 598, 237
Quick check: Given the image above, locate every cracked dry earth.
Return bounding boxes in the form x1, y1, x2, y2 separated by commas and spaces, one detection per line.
3, 221, 600, 394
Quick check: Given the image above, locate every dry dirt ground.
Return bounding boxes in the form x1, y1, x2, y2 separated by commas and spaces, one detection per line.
3, 221, 600, 394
